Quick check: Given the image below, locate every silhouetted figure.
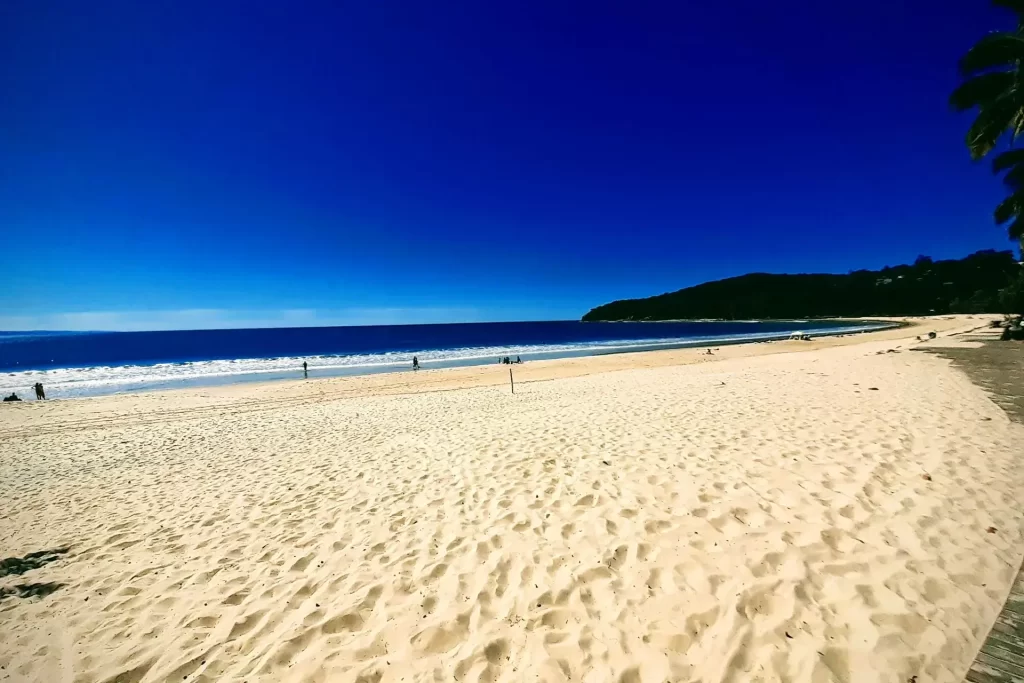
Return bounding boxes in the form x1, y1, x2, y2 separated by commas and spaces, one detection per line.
34, 383, 45, 400
303, 361, 308, 378
412, 356, 420, 371
516, 356, 521, 364
3, 393, 21, 402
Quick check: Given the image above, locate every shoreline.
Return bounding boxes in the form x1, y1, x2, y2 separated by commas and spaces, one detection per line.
1, 319, 902, 402
0, 316, 980, 435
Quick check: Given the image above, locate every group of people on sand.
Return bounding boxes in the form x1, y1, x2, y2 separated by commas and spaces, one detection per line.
412, 355, 521, 371
3, 383, 45, 403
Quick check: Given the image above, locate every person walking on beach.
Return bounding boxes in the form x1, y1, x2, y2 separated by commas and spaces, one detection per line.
412, 356, 420, 371
33, 382, 45, 400
303, 361, 308, 378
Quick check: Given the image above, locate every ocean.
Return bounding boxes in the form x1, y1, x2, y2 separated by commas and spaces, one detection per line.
0, 320, 887, 399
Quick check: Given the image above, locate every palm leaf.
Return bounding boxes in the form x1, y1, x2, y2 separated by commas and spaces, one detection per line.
959, 32, 1024, 75
994, 149, 1024, 190
1002, 164, 1024, 190
1007, 216, 1024, 239
995, 148, 1024, 191
966, 96, 1024, 158
950, 72, 1016, 111
994, 190, 1024, 223
993, 0, 1024, 18
992, 148, 1024, 172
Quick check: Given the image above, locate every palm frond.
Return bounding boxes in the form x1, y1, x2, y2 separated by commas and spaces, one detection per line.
950, 72, 1015, 111
993, 0, 1024, 19
996, 148, 1024, 192
1007, 215, 1024, 239
995, 147, 1024, 189
959, 32, 1024, 75
1014, 107, 1024, 138
993, 148, 1024, 173
966, 96, 1024, 158
1002, 164, 1024, 190
994, 190, 1024, 223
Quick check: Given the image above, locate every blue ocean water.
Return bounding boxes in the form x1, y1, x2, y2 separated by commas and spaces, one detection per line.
0, 320, 886, 398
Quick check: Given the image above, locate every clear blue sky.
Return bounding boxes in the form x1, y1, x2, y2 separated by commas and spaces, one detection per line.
0, 1, 1015, 330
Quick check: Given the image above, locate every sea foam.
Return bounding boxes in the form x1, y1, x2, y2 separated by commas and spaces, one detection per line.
0, 323, 886, 399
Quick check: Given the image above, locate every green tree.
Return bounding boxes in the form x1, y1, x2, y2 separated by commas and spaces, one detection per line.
952, 0, 1024, 254
1000, 269, 1024, 311
992, 149, 1024, 241
950, 1, 1024, 159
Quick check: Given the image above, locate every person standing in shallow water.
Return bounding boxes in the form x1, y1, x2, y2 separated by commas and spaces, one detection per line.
303, 361, 308, 378
34, 383, 45, 400
412, 356, 420, 371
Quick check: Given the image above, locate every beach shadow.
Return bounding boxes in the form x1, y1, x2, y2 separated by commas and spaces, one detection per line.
0, 547, 70, 578
0, 548, 71, 602
920, 341, 1024, 424
0, 582, 65, 601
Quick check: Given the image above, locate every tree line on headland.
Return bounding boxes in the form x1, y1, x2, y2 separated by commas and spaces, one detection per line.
581, 250, 1023, 321
587, 1, 1024, 324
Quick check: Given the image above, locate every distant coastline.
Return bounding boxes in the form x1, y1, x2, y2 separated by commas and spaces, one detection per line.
585, 317, 911, 329
582, 250, 1020, 322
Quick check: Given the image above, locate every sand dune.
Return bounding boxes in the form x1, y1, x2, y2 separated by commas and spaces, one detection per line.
2, 317, 1022, 683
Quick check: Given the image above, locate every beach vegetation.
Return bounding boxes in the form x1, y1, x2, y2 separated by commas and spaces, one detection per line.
951, 0, 1024, 253
582, 250, 1020, 320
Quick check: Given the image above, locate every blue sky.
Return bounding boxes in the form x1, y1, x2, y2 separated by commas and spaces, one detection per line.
0, 1, 1015, 331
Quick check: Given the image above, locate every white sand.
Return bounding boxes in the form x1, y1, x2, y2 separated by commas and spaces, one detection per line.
1, 316, 1023, 683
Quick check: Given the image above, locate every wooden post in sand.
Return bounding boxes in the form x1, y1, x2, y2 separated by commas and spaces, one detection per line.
509, 368, 514, 394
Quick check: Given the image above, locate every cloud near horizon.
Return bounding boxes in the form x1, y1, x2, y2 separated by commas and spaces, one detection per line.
0, 307, 491, 332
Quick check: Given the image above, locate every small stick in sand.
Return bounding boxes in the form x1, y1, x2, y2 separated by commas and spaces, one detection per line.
509, 368, 514, 394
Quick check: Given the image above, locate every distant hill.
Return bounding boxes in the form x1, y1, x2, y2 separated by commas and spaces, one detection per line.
582, 250, 1021, 321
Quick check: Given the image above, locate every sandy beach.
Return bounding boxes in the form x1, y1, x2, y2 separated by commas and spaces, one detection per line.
2, 316, 1023, 683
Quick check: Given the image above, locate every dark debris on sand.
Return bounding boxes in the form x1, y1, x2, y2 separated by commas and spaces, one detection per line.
0, 548, 70, 602
0, 547, 70, 578
0, 582, 65, 601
